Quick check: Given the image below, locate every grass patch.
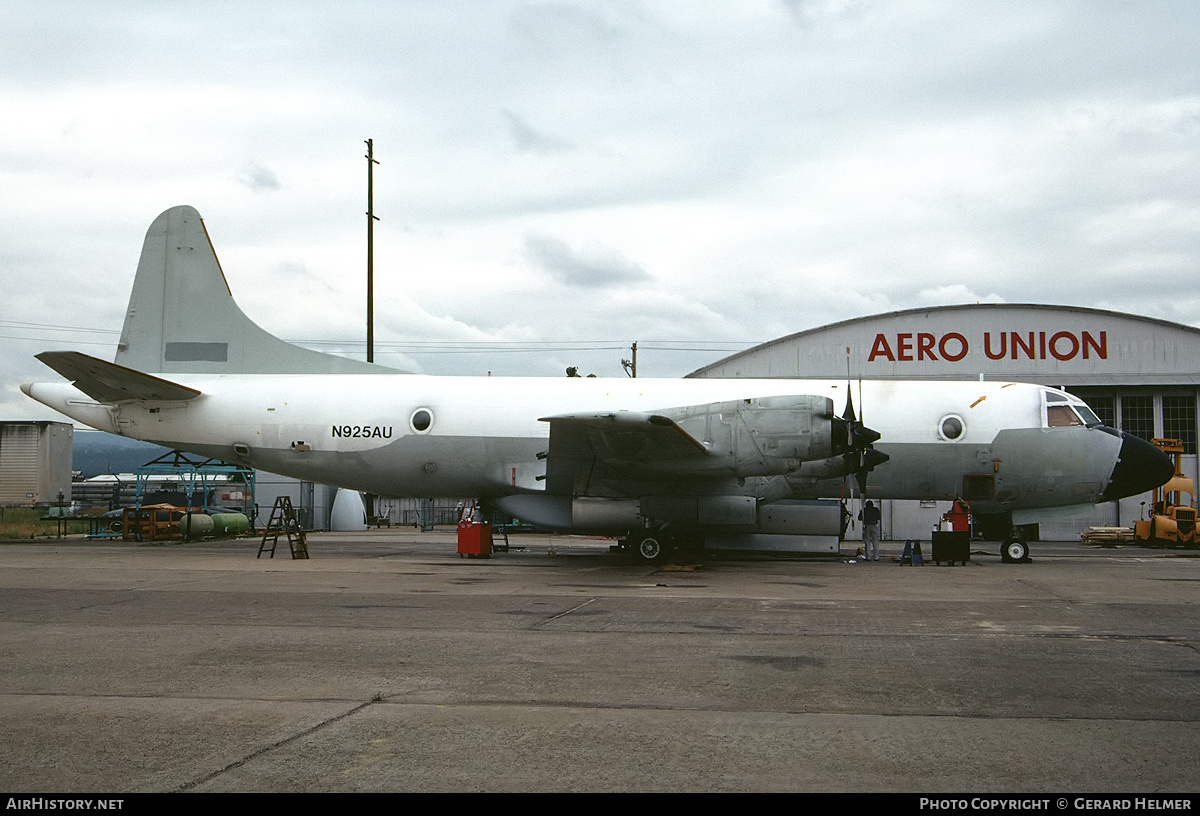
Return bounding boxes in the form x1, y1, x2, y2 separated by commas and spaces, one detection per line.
0, 507, 95, 540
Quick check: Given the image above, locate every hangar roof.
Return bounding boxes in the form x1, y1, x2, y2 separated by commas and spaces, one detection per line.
688, 304, 1200, 387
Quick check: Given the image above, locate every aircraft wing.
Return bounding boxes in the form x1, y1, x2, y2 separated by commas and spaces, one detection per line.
35, 351, 202, 402
539, 412, 709, 495
539, 394, 854, 497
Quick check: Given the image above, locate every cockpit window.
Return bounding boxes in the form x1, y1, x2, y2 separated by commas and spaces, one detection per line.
1042, 389, 1103, 428
1047, 405, 1083, 427
1075, 405, 1101, 426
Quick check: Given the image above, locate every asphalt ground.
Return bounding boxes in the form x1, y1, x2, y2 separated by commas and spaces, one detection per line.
0, 529, 1197, 794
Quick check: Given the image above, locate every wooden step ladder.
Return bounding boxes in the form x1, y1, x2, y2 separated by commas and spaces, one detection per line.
257, 496, 309, 559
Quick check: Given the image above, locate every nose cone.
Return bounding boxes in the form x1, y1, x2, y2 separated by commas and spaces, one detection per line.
1100, 431, 1175, 501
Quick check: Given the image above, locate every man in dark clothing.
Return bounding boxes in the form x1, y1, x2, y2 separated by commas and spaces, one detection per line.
859, 500, 881, 561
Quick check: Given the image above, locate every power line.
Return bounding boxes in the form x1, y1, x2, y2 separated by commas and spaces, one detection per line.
288, 339, 758, 350
0, 320, 120, 336
0, 319, 760, 355
0, 334, 117, 347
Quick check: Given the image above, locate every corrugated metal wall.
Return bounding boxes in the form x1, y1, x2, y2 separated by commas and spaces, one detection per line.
0, 422, 73, 506
0, 424, 40, 504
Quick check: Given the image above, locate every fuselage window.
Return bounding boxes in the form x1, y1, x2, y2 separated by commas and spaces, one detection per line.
939, 415, 965, 441
410, 408, 433, 433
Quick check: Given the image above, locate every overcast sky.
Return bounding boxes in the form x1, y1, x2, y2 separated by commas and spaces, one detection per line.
4, 0, 1199, 421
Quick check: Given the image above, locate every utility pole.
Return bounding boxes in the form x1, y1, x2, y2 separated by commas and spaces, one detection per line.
631, 341, 637, 378
364, 139, 380, 524
365, 138, 379, 363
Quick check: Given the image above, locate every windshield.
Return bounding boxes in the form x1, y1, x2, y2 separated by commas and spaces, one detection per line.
1043, 389, 1103, 428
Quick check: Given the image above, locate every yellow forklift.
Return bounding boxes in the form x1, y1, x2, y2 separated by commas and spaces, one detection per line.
1134, 438, 1197, 548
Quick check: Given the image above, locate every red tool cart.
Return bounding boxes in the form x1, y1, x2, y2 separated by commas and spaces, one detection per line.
457, 521, 492, 558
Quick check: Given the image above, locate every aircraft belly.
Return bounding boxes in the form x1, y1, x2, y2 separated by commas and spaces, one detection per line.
157, 434, 546, 498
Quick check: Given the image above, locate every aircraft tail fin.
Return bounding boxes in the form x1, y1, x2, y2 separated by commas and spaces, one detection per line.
114, 205, 398, 375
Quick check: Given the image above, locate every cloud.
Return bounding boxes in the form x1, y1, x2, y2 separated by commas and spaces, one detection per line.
780, 0, 884, 28
235, 162, 281, 192
916, 285, 1007, 306
522, 233, 651, 288
501, 109, 576, 155
5, 2, 1200, 407
507, 2, 630, 48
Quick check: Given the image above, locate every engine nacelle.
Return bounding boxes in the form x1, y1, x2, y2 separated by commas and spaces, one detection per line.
655, 395, 847, 478
788, 454, 855, 481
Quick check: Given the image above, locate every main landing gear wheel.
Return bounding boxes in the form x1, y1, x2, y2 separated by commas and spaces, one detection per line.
633, 533, 670, 564
1001, 537, 1030, 563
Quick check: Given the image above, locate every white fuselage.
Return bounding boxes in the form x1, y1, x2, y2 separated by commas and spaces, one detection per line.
25, 374, 1119, 517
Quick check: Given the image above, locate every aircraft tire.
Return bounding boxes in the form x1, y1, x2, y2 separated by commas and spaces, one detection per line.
635, 533, 668, 563
1002, 538, 1029, 563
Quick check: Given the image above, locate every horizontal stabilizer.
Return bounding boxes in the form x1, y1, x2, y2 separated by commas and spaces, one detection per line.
36, 351, 202, 403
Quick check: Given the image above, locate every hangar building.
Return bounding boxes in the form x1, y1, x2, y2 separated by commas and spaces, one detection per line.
688, 304, 1199, 542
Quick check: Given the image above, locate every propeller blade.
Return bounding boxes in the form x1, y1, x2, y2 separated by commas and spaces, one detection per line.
853, 424, 882, 448
839, 345, 889, 496
863, 448, 890, 469
842, 346, 857, 421
852, 448, 890, 492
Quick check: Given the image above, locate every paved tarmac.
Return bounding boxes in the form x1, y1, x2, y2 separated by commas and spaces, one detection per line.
0, 529, 1197, 793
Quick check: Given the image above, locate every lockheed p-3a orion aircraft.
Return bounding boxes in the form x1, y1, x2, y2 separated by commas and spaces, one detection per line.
23, 206, 1172, 561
